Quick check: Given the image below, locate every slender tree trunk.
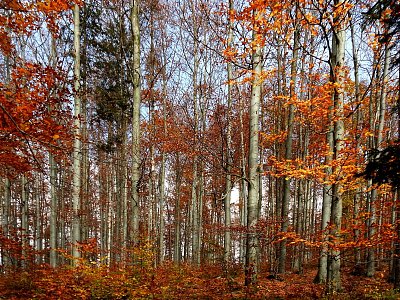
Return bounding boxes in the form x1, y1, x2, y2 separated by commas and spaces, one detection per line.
367, 43, 389, 277
21, 175, 28, 268
49, 35, 58, 268
158, 34, 168, 264
239, 88, 247, 264
279, 23, 299, 275
224, 0, 234, 263
59, 169, 66, 265
99, 148, 107, 264
2, 40, 11, 270
81, 5, 89, 244
191, 0, 200, 265
245, 24, 262, 286
350, 17, 362, 268
130, 0, 141, 247
119, 116, 128, 262
71, 3, 82, 265
327, 1, 346, 291
174, 154, 182, 263
147, 9, 156, 248
35, 179, 43, 264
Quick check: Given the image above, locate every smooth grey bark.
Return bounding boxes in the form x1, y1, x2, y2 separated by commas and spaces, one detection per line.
174, 154, 182, 263
367, 43, 389, 277
71, 3, 82, 264
239, 90, 247, 264
130, 0, 141, 247
2, 178, 11, 268
80, 3, 89, 245
327, 1, 346, 291
191, 89, 199, 265
245, 28, 262, 286
119, 116, 128, 261
158, 125, 166, 263
59, 169, 66, 265
35, 179, 43, 264
350, 17, 362, 268
2, 49, 11, 269
21, 176, 28, 268
278, 23, 299, 275
49, 36, 58, 268
190, 0, 201, 265
147, 9, 156, 245
98, 148, 108, 264
316, 95, 335, 280
365, 58, 378, 276
158, 32, 168, 264
224, 0, 233, 263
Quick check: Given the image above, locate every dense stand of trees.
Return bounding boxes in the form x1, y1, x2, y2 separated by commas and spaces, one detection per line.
0, 0, 399, 295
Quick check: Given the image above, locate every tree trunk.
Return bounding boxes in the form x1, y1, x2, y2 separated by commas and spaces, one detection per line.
130, 0, 141, 247
71, 2, 82, 265
174, 154, 182, 263
21, 175, 28, 268
158, 32, 168, 264
190, 0, 201, 265
327, 1, 346, 291
350, 17, 362, 268
245, 24, 262, 286
239, 87, 247, 264
279, 23, 299, 275
367, 42, 389, 276
224, 0, 234, 263
49, 35, 58, 268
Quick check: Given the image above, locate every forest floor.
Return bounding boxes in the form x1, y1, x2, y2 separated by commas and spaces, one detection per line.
0, 260, 400, 300
0, 261, 398, 299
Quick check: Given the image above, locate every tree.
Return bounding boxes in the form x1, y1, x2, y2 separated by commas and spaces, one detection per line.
130, 0, 141, 247
245, 9, 262, 286
278, 4, 300, 275
224, 0, 234, 263
71, 2, 82, 264
324, 0, 348, 292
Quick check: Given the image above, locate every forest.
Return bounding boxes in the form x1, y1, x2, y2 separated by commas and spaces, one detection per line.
0, 0, 399, 299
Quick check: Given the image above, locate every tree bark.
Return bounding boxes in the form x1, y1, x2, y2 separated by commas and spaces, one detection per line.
245, 24, 262, 286
224, 0, 234, 263
350, 17, 362, 268
130, 0, 141, 247
278, 22, 299, 275
367, 42, 389, 277
71, 2, 82, 265
327, 1, 346, 291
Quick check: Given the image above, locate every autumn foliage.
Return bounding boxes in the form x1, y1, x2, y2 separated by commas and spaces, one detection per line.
0, 1, 77, 176
1, 0, 400, 298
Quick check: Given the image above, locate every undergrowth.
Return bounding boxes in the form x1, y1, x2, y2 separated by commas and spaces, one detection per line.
0, 262, 397, 299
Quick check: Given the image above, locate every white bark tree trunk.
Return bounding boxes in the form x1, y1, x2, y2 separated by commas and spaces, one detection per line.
49, 35, 58, 268
71, 3, 82, 265
130, 0, 141, 247
223, 0, 234, 263
245, 25, 262, 286
327, 0, 346, 291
